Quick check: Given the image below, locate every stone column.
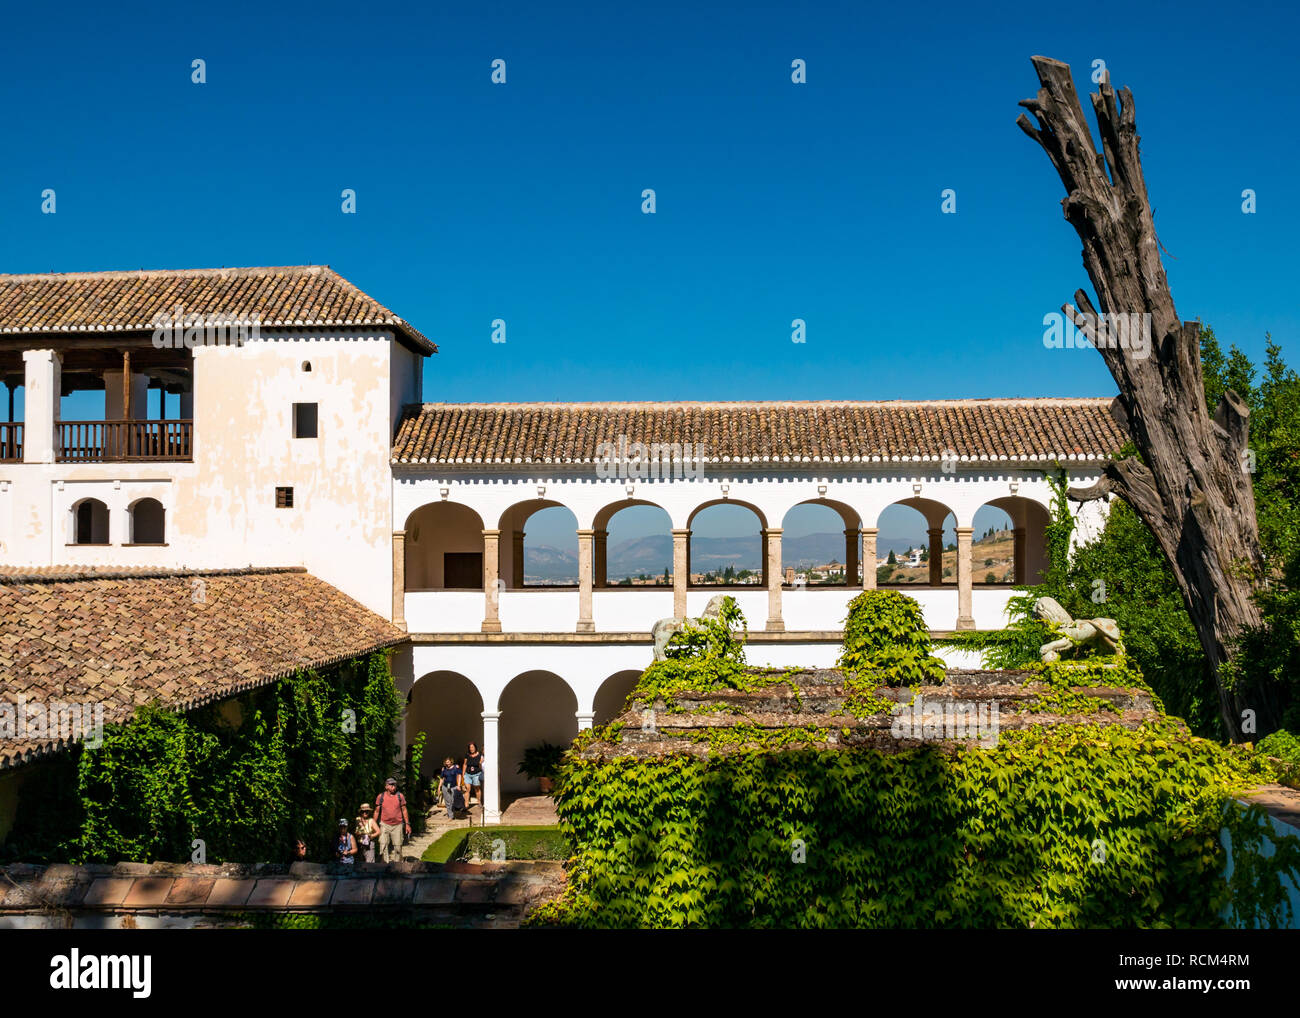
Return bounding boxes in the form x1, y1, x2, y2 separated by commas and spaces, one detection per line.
760, 529, 769, 588
21, 350, 61, 464
844, 527, 859, 587
482, 529, 502, 633
511, 531, 525, 589
860, 528, 878, 590
594, 528, 608, 588
577, 528, 595, 632
391, 530, 407, 630
672, 528, 690, 618
576, 711, 595, 731
956, 526, 975, 630
1013, 527, 1027, 584
481, 711, 502, 823
927, 528, 944, 586
766, 527, 785, 632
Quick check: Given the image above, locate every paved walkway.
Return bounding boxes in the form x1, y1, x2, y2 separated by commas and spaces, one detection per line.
402, 794, 559, 861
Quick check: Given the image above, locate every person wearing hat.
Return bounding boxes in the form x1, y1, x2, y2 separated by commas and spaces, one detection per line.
355, 803, 379, 863
374, 777, 410, 863
334, 818, 358, 865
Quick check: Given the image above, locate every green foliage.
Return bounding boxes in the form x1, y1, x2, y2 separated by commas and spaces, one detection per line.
1256, 729, 1300, 789
838, 590, 947, 687
465, 826, 569, 861
3, 652, 401, 863
530, 721, 1295, 929
664, 595, 747, 663
938, 475, 1214, 734
517, 743, 566, 782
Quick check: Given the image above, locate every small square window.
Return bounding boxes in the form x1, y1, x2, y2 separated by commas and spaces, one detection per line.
293, 402, 318, 439
275, 486, 294, 509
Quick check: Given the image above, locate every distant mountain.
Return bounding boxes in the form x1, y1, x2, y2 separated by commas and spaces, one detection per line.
523, 530, 977, 582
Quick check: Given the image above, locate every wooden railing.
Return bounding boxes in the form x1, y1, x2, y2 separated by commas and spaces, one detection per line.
57, 420, 193, 462
0, 422, 21, 462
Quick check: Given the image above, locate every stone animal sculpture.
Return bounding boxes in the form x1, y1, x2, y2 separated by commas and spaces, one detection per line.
1033, 596, 1122, 663
651, 594, 731, 662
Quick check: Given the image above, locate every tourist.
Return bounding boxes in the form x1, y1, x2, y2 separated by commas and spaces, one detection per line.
335, 819, 358, 865
290, 838, 308, 865
374, 777, 410, 862
437, 756, 463, 819
463, 742, 484, 806
355, 802, 379, 863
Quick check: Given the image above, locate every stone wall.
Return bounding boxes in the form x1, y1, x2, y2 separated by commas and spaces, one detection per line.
0, 859, 565, 929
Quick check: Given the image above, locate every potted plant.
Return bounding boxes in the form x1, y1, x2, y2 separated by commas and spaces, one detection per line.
517, 742, 565, 793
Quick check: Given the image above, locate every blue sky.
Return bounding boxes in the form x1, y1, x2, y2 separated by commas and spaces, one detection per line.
2, 0, 1296, 546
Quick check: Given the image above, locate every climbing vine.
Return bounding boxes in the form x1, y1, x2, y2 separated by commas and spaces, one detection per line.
531, 720, 1294, 929
3, 651, 401, 864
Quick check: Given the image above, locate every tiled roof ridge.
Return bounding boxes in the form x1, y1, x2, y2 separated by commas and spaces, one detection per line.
407, 396, 1116, 409
0, 565, 308, 586
0, 265, 435, 354
391, 398, 1128, 463
0, 265, 334, 283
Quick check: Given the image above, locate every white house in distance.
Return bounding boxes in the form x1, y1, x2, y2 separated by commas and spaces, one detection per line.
0, 266, 1121, 823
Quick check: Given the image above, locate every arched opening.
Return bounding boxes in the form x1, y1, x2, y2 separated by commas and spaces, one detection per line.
404, 502, 485, 590
593, 500, 673, 587
499, 500, 578, 588
686, 500, 767, 587
976, 496, 1051, 585
781, 499, 862, 586
128, 498, 166, 545
593, 670, 643, 726
874, 497, 957, 586
71, 498, 110, 545
406, 671, 484, 781
499, 671, 578, 795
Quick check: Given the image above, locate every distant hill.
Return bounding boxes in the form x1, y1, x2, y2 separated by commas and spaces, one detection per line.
524, 530, 964, 582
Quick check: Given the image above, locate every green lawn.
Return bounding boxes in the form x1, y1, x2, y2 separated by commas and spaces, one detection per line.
420, 825, 567, 863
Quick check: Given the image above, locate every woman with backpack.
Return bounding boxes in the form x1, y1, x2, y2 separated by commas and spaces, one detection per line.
374, 777, 410, 863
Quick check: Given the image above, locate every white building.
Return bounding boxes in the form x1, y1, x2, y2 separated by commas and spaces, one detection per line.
0, 266, 1121, 822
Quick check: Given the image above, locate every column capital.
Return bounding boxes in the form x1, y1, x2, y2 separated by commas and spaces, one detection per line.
671, 528, 691, 538
482, 528, 501, 539
955, 526, 975, 537
860, 526, 879, 536
393, 529, 406, 539
765, 527, 783, 537
576, 528, 595, 539
480, 711, 501, 721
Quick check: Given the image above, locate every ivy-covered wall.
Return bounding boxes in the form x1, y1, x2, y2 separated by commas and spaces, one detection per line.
0, 650, 401, 864
530, 594, 1300, 929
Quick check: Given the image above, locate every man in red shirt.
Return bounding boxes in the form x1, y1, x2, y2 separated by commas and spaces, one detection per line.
374, 777, 410, 863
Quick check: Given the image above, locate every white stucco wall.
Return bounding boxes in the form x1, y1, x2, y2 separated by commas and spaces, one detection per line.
0, 329, 420, 619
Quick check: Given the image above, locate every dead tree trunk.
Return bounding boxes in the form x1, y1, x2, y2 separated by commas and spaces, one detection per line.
1017, 56, 1271, 740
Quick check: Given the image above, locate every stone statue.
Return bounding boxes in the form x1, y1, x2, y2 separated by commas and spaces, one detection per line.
1033, 596, 1122, 663
651, 594, 731, 662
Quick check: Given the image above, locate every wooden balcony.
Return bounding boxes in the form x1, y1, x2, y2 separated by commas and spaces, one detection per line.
57, 420, 193, 463
0, 422, 21, 463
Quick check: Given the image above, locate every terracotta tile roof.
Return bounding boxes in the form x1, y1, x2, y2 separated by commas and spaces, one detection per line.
0, 265, 435, 355
391, 398, 1126, 465
0, 567, 406, 771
